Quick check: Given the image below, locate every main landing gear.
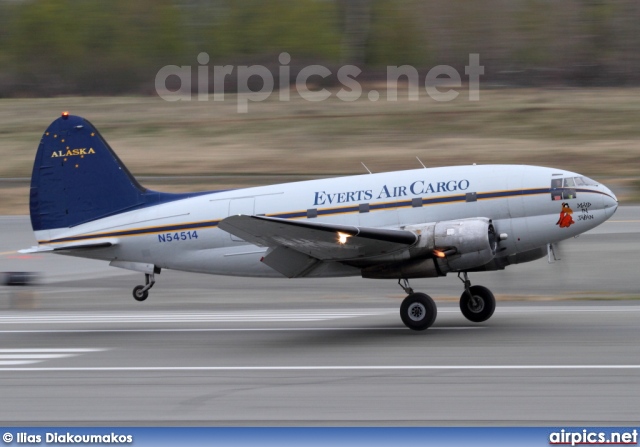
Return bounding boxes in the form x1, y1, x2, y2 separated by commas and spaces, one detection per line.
132, 273, 156, 302
397, 273, 496, 331
457, 272, 496, 323
398, 279, 437, 331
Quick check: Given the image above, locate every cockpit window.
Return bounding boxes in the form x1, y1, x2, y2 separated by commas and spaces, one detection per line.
550, 178, 577, 201
580, 176, 599, 186
573, 177, 586, 186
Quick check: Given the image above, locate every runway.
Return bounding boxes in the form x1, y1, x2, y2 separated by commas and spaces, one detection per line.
0, 208, 639, 424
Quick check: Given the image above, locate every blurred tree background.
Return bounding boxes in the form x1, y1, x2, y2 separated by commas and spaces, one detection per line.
0, 0, 638, 96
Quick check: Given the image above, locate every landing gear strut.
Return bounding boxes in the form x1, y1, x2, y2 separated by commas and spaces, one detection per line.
398, 279, 437, 331
132, 273, 155, 302
458, 272, 496, 323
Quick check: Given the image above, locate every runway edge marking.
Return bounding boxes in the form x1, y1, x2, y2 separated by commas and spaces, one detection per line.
1, 364, 640, 372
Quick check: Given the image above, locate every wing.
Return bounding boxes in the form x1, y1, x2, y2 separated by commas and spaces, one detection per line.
218, 215, 418, 277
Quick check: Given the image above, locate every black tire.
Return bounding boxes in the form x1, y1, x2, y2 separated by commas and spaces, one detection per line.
460, 285, 495, 323
133, 285, 149, 302
400, 292, 437, 331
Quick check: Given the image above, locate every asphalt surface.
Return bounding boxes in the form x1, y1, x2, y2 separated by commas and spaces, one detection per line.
0, 208, 638, 425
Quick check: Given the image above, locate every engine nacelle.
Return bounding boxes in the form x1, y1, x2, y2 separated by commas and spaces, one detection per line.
427, 217, 498, 272
362, 218, 498, 279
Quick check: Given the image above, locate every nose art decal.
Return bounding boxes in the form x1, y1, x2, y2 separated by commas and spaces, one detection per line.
556, 202, 575, 228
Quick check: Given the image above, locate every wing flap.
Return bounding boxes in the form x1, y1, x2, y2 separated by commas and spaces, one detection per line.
219, 215, 417, 261
261, 246, 321, 278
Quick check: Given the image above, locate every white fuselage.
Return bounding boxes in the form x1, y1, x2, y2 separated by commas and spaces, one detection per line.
34, 165, 618, 278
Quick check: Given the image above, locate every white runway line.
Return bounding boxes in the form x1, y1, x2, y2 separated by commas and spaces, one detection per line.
0, 348, 106, 366
0, 326, 483, 334
0, 310, 393, 324
1, 364, 640, 372
0, 348, 106, 352
0, 354, 77, 359
0, 306, 639, 325
493, 306, 640, 314
0, 305, 638, 326
0, 361, 41, 366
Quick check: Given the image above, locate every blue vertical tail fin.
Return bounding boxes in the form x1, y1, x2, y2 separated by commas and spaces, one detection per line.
29, 114, 201, 232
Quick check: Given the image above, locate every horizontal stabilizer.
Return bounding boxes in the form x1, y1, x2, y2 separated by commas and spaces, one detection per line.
19, 239, 116, 254
219, 215, 417, 261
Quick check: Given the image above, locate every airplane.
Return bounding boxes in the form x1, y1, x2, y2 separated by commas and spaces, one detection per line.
20, 112, 619, 330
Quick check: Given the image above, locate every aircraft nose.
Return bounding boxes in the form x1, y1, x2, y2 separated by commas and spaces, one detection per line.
602, 186, 618, 218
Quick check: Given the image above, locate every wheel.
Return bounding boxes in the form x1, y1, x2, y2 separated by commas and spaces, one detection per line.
132, 285, 149, 302
460, 285, 495, 323
400, 292, 437, 331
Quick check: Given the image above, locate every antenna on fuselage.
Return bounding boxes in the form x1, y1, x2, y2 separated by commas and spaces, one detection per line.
416, 157, 427, 169
361, 162, 372, 174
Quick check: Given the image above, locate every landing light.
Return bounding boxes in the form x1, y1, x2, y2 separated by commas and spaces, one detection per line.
433, 248, 457, 258
337, 232, 351, 244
